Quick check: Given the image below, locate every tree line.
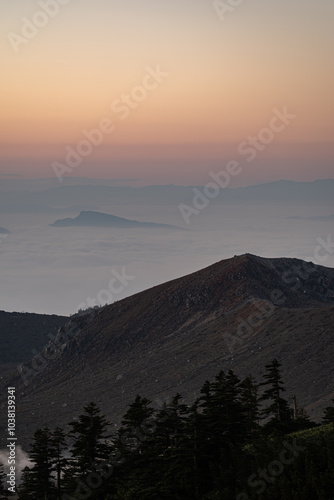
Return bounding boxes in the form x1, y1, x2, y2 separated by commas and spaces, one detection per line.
1, 359, 334, 499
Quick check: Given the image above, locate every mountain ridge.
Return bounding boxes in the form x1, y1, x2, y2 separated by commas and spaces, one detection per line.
1, 253, 333, 446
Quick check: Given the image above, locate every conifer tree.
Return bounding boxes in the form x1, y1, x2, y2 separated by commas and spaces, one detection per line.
114, 395, 156, 496
117, 395, 155, 457
67, 402, 111, 478
323, 399, 334, 428
51, 427, 68, 499
199, 370, 247, 447
259, 359, 292, 426
239, 375, 260, 434
63, 402, 112, 500
19, 428, 56, 499
18, 466, 35, 500
293, 407, 317, 431
152, 394, 187, 451
152, 394, 193, 498
177, 400, 201, 499
0, 462, 10, 499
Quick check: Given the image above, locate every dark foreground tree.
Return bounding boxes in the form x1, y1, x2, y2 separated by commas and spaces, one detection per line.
64, 402, 112, 499
259, 359, 292, 429
0, 461, 13, 499
239, 375, 260, 434
19, 428, 55, 499
18, 467, 34, 500
114, 395, 157, 497
323, 398, 334, 428
51, 427, 68, 499
17, 362, 334, 500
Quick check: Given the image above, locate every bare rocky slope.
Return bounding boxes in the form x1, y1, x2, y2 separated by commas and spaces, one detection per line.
1, 254, 334, 447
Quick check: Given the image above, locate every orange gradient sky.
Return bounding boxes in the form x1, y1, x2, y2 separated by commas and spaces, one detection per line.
0, 0, 333, 184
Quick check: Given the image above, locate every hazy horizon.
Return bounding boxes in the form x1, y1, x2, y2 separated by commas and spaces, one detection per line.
1, 178, 333, 316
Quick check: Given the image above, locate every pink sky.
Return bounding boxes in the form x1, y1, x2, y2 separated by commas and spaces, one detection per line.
1, 0, 333, 185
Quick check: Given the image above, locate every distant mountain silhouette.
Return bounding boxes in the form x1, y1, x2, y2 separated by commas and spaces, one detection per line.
0, 227, 10, 234
50, 210, 185, 230
1, 253, 334, 446
287, 214, 334, 221
0, 179, 333, 213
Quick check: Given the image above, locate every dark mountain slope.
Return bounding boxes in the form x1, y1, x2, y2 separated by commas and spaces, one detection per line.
1, 254, 333, 446
0, 310, 68, 375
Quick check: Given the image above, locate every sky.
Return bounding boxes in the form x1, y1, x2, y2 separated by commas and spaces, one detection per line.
0, 0, 333, 185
